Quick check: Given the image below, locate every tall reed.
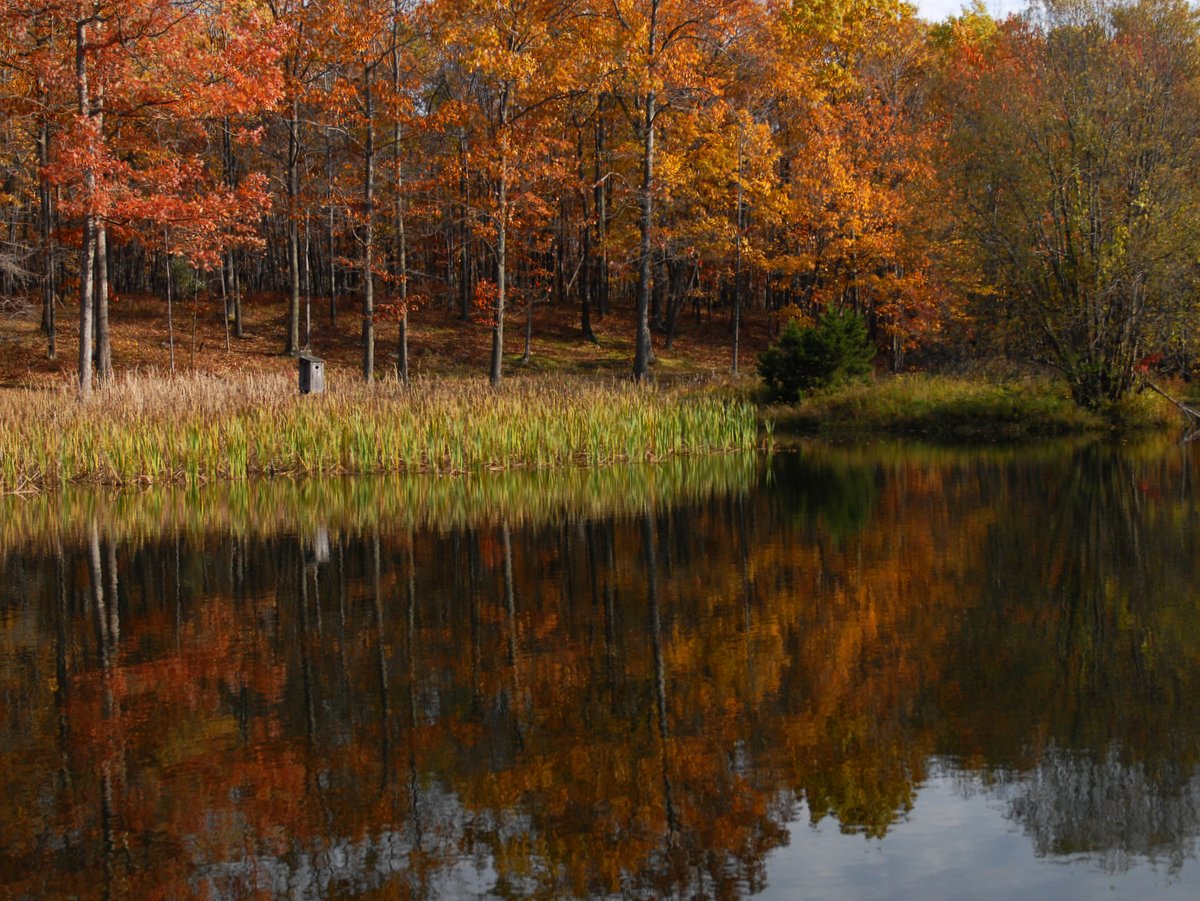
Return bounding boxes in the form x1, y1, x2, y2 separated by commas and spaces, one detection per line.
0, 372, 761, 493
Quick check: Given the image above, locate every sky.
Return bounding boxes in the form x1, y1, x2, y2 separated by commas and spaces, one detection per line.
915, 0, 1025, 22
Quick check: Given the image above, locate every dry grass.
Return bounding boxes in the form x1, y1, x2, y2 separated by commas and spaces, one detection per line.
0, 371, 761, 493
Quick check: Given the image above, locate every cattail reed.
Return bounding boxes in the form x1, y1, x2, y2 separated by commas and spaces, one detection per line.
0, 371, 762, 493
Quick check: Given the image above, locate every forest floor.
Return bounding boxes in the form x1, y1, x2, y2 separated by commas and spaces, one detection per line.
0, 291, 764, 388
1, 291, 1188, 441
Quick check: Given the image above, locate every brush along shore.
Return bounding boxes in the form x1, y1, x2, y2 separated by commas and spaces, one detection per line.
766, 374, 1180, 440
0, 372, 761, 493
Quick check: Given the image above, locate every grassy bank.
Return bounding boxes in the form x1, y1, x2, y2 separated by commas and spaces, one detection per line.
766, 374, 1178, 440
0, 373, 760, 493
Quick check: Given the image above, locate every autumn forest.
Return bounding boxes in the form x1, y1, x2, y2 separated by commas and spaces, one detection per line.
3, 0, 1200, 404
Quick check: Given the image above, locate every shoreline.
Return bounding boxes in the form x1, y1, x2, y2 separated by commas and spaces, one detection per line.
0, 372, 760, 495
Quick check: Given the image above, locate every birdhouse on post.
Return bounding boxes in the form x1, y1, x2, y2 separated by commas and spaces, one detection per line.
299, 354, 325, 394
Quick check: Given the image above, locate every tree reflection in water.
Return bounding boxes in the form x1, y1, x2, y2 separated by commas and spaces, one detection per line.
0, 443, 1198, 898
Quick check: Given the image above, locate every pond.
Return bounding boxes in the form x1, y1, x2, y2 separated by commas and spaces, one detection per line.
1, 441, 1199, 899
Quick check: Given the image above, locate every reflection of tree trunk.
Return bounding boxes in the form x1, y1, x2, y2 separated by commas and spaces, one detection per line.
88, 521, 123, 899
585, 521, 600, 613
737, 495, 753, 587
372, 533, 392, 787
644, 513, 677, 839
503, 522, 516, 665
54, 544, 71, 783
337, 538, 352, 700
461, 529, 482, 707
405, 530, 424, 847
104, 539, 118, 643
501, 521, 524, 752
737, 497, 756, 682
298, 550, 317, 744
89, 522, 108, 664
604, 521, 617, 684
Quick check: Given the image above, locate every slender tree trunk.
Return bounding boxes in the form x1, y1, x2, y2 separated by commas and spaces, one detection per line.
633, 6, 658, 382
92, 84, 111, 382
489, 91, 509, 386
38, 119, 56, 359
578, 123, 597, 343
222, 119, 243, 339
190, 279, 198, 368
231, 250, 243, 338
732, 132, 743, 375
76, 12, 95, 400
286, 95, 301, 356
458, 135, 471, 320
95, 221, 110, 380
362, 61, 376, 381
164, 230, 175, 373
595, 105, 608, 318
522, 298, 533, 362
221, 260, 230, 352
326, 127, 337, 324
392, 19, 409, 385
303, 215, 312, 349
580, 236, 597, 343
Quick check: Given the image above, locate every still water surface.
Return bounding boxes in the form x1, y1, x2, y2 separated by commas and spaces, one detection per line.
1, 442, 1199, 899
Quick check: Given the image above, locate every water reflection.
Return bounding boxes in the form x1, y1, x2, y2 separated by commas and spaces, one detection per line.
1, 442, 1199, 898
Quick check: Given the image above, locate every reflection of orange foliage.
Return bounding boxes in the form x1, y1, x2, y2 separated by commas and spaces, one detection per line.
6, 445, 1200, 896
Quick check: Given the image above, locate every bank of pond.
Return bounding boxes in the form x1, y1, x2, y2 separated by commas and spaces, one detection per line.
0, 370, 1192, 497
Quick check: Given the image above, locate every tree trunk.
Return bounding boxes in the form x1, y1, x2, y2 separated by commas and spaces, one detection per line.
95, 221, 111, 380
230, 250, 243, 338
95, 79, 111, 381
595, 99, 609, 318
362, 62, 376, 381
732, 134, 743, 375
633, 6, 658, 382
303, 215, 312, 349
522, 298, 533, 362
392, 20, 409, 385
489, 91, 509, 386
285, 96, 301, 356
75, 12, 95, 400
164, 232, 175, 373
38, 119, 56, 360
326, 127, 337, 325
222, 119, 243, 339
458, 135, 471, 320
